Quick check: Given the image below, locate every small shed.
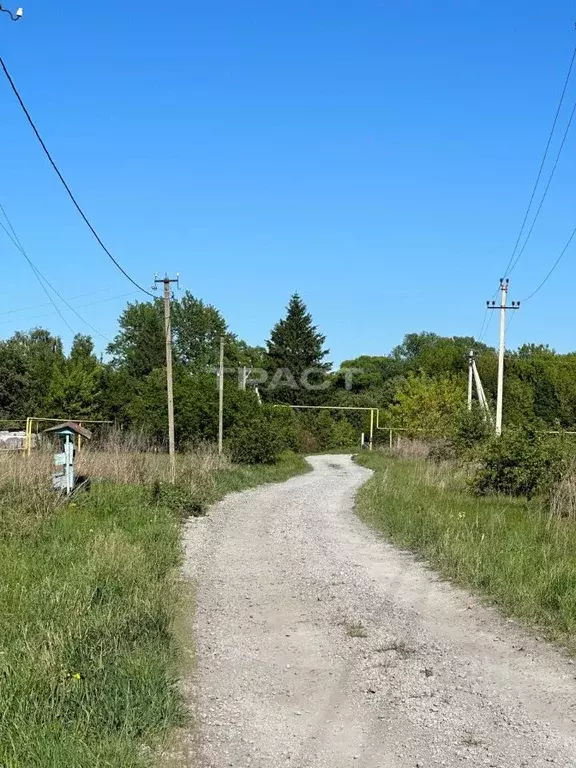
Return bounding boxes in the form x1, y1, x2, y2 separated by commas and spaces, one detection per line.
44, 422, 92, 494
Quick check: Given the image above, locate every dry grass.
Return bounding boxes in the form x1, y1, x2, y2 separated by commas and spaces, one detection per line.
549, 463, 576, 520
0, 450, 53, 490
389, 437, 434, 460
0, 441, 232, 492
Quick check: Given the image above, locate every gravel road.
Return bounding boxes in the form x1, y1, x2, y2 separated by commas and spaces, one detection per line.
179, 454, 576, 767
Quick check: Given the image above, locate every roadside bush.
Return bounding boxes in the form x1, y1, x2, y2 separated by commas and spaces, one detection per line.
472, 428, 567, 499
227, 407, 282, 465
331, 418, 358, 447
314, 411, 337, 450
269, 406, 299, 452
427, 439, 457, 463
452, 407, 490, 454
151, 480, 205, 518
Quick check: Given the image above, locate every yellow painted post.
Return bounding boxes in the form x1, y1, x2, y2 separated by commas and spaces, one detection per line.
77, 423, 83, 453
25, 417, 32, 456
369, 409, 374, 451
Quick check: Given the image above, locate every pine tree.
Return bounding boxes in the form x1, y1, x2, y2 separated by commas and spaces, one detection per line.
265, 293, 331, 404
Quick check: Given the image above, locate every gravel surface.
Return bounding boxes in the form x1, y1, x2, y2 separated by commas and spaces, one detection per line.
178, 454, 576, 767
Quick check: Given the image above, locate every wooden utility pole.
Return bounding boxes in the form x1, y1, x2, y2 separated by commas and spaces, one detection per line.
487, 279, 520, 437
155, 274, 179, 482
218, 336, 225, 455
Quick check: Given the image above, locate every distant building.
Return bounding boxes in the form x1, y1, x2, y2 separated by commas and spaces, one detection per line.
0, 430, 26, 451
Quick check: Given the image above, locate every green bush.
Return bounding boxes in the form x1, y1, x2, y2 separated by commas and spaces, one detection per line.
452, 407, 490, 454
473, 428, 567, 499
269, 406, 300, 452
151, 480, 206, 518
314, 411, 337, 450
228, 406, 282, 464
331, 418, 358, 447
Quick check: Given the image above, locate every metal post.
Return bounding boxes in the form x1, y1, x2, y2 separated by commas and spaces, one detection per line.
389, 428, 393, 451
218, 336, 225, 455
369, 409, 374, 451
467, 350, 474, 412
65, 434, 74, 495
25, 416, 32, 456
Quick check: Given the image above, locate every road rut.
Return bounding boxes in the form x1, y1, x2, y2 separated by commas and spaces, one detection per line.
180, 454, 576, 767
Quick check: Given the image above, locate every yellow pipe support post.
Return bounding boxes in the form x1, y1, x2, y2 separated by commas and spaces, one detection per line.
25, 417, 32, 456
369, 409, 374, 451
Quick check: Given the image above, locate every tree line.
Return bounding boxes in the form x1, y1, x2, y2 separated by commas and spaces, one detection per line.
1, 290, 575, 455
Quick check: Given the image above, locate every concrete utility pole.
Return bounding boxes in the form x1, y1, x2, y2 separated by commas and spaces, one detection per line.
471, 357, 494, 426
218, 336, 225, 455
155, 274, 179, 483
467, 350, 474, 412
487, 279, 520, 437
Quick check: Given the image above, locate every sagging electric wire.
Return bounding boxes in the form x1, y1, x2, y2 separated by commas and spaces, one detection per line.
507, 99, 576, 276
521, 225, 576, 302
0, 54, 155, 299
0, 204, 112, 341
502, 44, 576, 277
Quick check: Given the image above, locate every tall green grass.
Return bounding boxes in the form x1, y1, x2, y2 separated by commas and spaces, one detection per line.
356, 453, 576, 648
0, 483, 183, 767
0, 451, 308, 767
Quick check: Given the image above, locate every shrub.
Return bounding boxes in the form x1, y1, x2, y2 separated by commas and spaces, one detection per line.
331, 418, 358, 448
314, 411, 337, 450
151, 480, 205, 518
227, 407, 282, 465
269, 406, 299, 452
452, 407, 490, 454
472, 428, 567, 499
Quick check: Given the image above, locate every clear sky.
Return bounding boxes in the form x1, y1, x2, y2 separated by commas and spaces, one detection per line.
1, 0, 575, 364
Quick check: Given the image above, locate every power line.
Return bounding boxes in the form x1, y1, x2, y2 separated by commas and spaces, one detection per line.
521, 225, 576, 302
0, 287, 118, 317
502, 44, 576, 277
0, 213, 75, 335
507, 99, 576, 275
0, 290, 138, 327
477, 306, 489, 342
0, 204, 112, 341
478, 305, 495, 345
0, 54, 155, 299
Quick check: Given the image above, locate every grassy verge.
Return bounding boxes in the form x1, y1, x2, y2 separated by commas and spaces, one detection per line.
356, 453, 576, 649
210, 451, 310, 498
0, 451, 308, 767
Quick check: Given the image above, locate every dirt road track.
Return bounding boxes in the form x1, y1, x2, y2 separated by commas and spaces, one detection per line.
179, 455, 576, 767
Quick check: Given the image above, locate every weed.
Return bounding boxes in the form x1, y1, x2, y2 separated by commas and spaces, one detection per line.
375, 639, 414, 658
345, 621, 369, 638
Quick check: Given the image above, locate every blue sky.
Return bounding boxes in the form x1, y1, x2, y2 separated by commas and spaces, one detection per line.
1, 0, 575, 364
